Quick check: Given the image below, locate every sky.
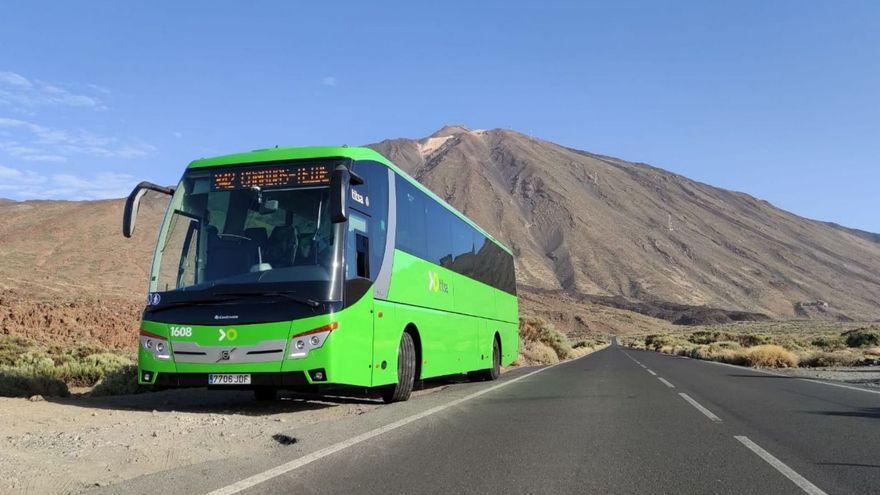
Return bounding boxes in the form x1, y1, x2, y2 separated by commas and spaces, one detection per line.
0, 1, 877, 231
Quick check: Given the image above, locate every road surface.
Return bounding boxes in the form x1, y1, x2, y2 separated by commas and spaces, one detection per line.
92, 344, 880, 495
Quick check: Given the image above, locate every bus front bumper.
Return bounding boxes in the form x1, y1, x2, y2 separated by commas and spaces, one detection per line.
144, 370, 313, 389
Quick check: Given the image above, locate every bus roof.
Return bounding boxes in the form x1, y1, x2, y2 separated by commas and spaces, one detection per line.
187, 146, 513, 255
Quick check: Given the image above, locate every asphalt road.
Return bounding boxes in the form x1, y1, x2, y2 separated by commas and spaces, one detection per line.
93, 344, 880, 495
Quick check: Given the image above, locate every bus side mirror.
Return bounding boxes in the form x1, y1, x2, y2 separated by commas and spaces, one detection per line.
123, 181, 176, 238
330, 166, 350, 223
330, 164, 364, 224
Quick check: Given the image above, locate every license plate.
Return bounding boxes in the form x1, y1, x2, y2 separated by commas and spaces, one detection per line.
208, 373, 251, 385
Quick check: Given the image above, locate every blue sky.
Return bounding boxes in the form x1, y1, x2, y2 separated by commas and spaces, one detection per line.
0, 1, 877, 231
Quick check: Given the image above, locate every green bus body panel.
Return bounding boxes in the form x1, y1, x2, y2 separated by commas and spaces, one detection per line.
139, 146, 519, 389
139, 295, 376, 387
374, 249, 519, 383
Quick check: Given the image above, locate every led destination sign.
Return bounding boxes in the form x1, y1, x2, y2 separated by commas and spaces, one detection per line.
212, 164, 330, 191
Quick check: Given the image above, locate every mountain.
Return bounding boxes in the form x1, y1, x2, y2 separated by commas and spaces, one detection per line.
2, 125, 879, 349
369, 125, 880, 321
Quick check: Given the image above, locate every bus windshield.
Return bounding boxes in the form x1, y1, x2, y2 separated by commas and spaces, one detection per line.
149, 163, 341, 302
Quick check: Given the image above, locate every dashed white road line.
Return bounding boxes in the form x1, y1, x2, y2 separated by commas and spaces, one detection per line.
646, 369, 657, 376
205, 358, 574, 495
660, 352, 880, 396
657, 377, 675, 388
678, 392, 722, 422
735, 436, 828, 495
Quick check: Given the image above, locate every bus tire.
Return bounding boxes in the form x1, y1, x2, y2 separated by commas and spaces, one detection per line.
253, 387, 278, 401
470, 337, 501, 382
381, 332, 416, 403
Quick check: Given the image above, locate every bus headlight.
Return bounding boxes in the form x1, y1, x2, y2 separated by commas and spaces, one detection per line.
288, 322, 337, 359
140, 330, 171, 360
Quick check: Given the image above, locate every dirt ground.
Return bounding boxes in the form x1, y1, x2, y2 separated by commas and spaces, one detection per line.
0, 368, 519, 495
0, 387, 392, 494
774, 366, 880, 389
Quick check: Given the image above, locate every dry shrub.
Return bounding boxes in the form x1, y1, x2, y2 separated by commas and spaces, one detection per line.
866, 347, 880, 357
736, 333, 773, 347
799, 350, 861, 367
519, 318, 572, 360
645, 334, 679, 350
659, 345, 675, 354
519, 340, 559, 365
569, 345, 594, 358
673, 345, 695, 356
745, 345, 798, 368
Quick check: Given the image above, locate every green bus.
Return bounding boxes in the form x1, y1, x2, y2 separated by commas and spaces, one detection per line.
123, 146, 518, 402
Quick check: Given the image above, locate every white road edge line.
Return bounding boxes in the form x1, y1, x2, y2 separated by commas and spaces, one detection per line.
659, 351, 880, 396
734, 436, 827, 495
657, 377, 675, 388
797, 378, 880, 396
646, 369, 657, 376
678, 392, 722, 422
205, 359, 576, 495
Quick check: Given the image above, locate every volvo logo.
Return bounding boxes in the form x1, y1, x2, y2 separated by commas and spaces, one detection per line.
218, 350, 231, 361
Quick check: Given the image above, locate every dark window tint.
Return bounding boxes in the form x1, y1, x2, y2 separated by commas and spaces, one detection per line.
425, 200, 452, 265
471, 239, 516, 294
395, 176, 427, 259
449, 217, 476, 277
393, 172, 516, 295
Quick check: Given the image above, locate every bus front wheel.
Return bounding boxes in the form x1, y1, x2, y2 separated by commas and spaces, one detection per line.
381, 332, 416, 403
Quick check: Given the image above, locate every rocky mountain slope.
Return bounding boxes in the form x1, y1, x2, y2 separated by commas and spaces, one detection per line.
1, 125, 879, 349
370, 126, 880, 321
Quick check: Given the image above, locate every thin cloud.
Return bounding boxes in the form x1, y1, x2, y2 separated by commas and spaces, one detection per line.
0, 71, 104, 109
321, 76, 337, 87
0, 164, 137, 200
0, 117, 155, 160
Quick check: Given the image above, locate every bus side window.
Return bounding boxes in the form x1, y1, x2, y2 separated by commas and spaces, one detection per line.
395, 177, 427, 258
355, 233, 370, 278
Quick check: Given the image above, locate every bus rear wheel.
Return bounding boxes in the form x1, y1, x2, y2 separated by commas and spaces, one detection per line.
381, 332, 416, 403
470, 338, 501, 382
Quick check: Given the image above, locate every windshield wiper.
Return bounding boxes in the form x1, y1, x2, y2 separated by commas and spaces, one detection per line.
146, 296, 239, 313
212, 290, 322, 309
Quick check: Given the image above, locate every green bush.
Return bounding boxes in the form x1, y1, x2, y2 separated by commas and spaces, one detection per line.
688, 331, 719, 345
15, 350, 57, 371
811, 335, 846, 351
0, 336, 36, 366
92, 365, 141, 396
0, 367, 70, 397
736, 333, 772, 347
842, 328, 880, 348
709, 341, 742, 351
59, 352, 133, 387
0, 336, 135, 394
